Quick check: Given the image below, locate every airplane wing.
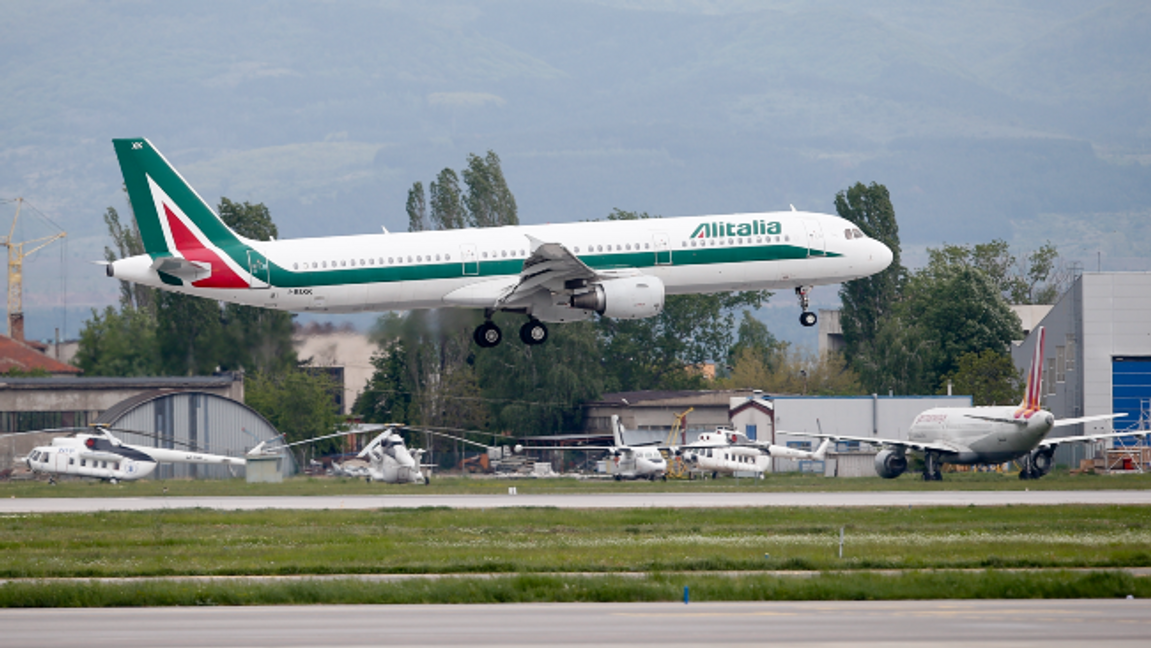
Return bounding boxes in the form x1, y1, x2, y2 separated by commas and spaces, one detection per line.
781, 430, 959, 454
494, 236, 599, 309
1038, 429, 1149, 449
1051, 413, 1125, 428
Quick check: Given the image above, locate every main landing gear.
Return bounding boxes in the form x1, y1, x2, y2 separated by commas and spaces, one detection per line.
796, 286, 817, 327
922, 452, 943, 481
473, 318, 549, 348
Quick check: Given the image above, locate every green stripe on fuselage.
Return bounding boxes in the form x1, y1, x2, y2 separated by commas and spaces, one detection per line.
261, 244, 841, 289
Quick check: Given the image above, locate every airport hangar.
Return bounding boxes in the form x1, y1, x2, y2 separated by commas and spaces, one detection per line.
1011, 271, 1151, 469
0, 375, 291, 479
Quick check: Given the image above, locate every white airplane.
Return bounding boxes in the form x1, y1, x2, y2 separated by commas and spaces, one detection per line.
515, 416, 668, 480
104, 138, 893, 346
22, 425, 247, 484
676, 427, 832, 479
787, 326, 1129, 480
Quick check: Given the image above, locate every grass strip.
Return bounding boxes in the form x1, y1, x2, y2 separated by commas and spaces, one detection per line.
1, 571, 1147, 607
4, 470, 1151, 498
3, 506, 1150, 578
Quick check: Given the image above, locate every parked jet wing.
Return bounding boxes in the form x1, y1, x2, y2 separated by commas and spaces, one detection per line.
1051, 413, 1125, 428
781, 429, 959, 454
1038, 428, 1145, 449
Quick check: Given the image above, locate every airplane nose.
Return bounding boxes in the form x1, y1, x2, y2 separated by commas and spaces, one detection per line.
872, 239, 893, 272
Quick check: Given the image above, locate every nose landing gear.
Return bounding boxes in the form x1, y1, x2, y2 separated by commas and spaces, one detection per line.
796, 286, 817, 327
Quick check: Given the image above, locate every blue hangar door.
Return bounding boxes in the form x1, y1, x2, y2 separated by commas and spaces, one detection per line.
1112, 357, 1151, 444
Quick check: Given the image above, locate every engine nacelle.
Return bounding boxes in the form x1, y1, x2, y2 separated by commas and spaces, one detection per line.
874, 449, 907, 479
570, 276, 665, 320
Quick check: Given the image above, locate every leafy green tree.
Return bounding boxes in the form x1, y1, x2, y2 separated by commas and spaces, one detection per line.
835, 182, 904, 364
942, 349, 1023, 406
73, 306, 160, 376
473, 316, 605, 435
353, 340, 415, 425
429, 168, 466, 231
155, 291, 223, 376
851, 315, 937, 395
726, 311, 785, 375
930, 239, 1066, 305
244, 369, 343, 453
406, 181, 428, 232
462, 150, 517, 228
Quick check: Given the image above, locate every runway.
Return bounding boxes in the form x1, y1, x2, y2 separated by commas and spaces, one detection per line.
2, 600, 1148, 647
2, 489, 1151, 513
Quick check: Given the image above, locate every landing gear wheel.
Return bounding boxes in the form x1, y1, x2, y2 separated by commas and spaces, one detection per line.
795, 286, 817, 327
1032, 450, 1053, 476
922, 453, 943, 481
520, 320, 548, 345
473, 321, 503, 348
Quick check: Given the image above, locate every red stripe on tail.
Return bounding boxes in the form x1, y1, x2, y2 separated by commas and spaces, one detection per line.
163, 203, 249, 289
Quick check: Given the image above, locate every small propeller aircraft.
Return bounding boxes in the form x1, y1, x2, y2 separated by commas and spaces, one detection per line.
21, 425, 248, 484
675, 427, 832, 479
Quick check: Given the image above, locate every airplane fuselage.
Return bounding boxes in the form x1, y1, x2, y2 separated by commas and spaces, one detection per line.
907, 406, 1056, 464
108, 211, 891, 320
612, 446, 667, 479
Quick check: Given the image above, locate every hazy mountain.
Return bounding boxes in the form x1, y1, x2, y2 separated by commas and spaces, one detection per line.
1, 0, 1147, 344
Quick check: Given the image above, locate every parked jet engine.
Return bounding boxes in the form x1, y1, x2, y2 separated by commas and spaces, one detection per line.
874, 449, 908, 479
570, 276, 664, 320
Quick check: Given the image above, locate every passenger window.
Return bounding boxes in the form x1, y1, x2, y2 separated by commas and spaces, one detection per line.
445, 253, 451, 261
81, 459, 86, 467
69, 458, 74, 465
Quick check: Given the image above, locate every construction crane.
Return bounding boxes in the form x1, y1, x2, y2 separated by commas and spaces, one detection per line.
662, 407, 694, 479
2, 198, 66, 340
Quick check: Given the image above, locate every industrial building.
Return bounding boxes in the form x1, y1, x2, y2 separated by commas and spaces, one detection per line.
1011, 272, 1151, 469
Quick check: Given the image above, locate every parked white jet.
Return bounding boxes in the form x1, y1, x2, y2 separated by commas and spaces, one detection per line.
515, 415, 667, 480
677, 427, 832, 479
22, 425, 247, 484
104, 138, 893, 346
788, 327, 1127, 480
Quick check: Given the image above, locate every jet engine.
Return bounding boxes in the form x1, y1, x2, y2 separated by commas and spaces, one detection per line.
874, 449, 907, 479
570, 276, 665, 320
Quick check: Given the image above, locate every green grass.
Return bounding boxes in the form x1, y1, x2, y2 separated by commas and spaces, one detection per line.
4, 468, 1150, 498
2, 505, 1149, 579
2, 571, 1147, 607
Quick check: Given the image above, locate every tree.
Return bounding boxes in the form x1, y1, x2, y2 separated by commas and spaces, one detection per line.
406, 181, 428, 232
726, 311, 785, 376
473, 316, 605, 435
942, 349, 1023, 406
929, 239, 1068, 305
244, 369, 343, 452
353, 340, 415, 425
155, 291, 223, 376
429, 168, 466, 231
462, 150, 517, 228
73, 306, 160, 376
722, 346, 862, 395
835, 182, 905, 364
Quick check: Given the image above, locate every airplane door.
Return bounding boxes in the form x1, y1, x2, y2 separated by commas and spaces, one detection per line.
653, 232, 671, 265
461, 244, 479, 276
247, 250, 270, 289
802, 218, 825, 258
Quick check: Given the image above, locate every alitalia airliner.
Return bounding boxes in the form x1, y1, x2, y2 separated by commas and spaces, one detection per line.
105, 138, 893, 347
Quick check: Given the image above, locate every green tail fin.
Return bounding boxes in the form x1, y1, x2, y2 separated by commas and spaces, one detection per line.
112, 138, 244, 257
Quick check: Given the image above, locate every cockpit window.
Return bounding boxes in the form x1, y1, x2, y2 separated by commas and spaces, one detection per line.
853, 228, 864, 238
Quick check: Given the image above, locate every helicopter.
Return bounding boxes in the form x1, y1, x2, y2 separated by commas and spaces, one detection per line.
20, 424, 247, 484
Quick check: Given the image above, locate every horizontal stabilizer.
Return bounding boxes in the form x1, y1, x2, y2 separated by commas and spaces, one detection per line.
151, 256, 212, 282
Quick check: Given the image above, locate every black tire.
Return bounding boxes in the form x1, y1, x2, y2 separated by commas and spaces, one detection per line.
799, 311, 818, 327
474, 322, 502, 348
1032, 450, 1053, 475
520, 320, 548, 345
